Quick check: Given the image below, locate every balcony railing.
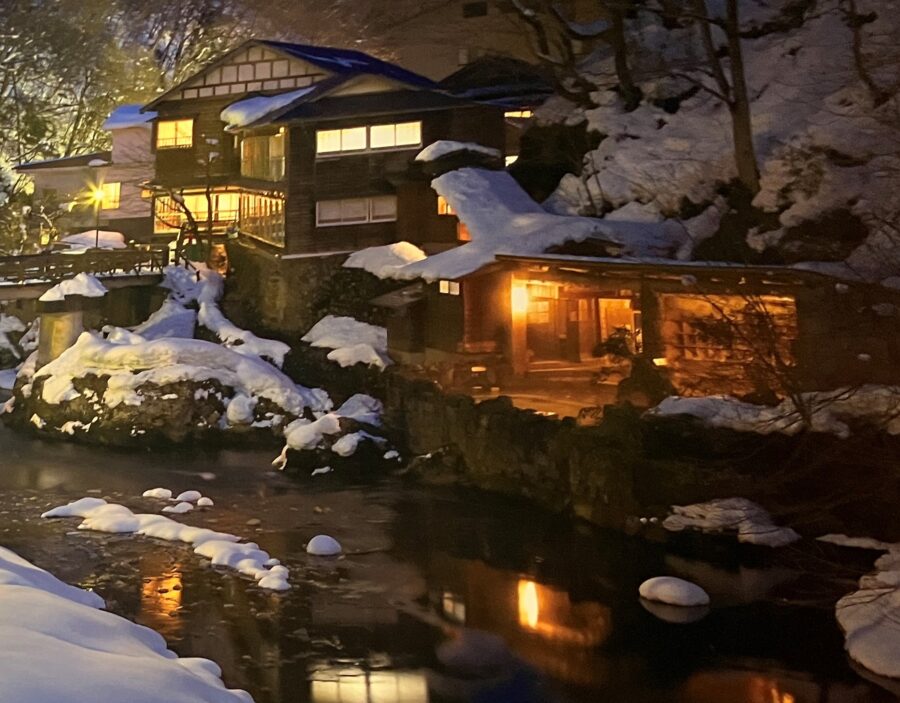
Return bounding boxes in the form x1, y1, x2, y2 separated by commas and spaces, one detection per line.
0, 247, 170, 285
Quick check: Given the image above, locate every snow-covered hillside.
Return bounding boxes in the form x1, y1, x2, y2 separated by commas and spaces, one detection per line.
538, 0, 900, 282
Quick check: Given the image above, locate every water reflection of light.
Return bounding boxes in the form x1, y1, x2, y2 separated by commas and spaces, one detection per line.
139, 570, 183, 638
683, 671, 806, 703
310, 666, 429, 703
516, 578, 608, 647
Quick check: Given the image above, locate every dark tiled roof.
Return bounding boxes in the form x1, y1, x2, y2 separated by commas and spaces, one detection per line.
16, 151, 112, 172
439, 56, 553, 107
270, 90, 475, 123
258, 40, 436, 89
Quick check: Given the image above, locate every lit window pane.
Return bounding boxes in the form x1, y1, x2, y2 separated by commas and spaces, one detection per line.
439, 280, 449, 294
341, 198, 368, 222
341, 127, 367, 151
317, 200, 342, 224
157, 119, 193, 148
369, 124, 396, 149
101, 182, 121, 210
316, 129, 341, 154
370, 195, 397, 221
395, 121, 421, 146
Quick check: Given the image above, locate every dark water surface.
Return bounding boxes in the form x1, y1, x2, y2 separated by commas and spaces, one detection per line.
0, 425, 896, 703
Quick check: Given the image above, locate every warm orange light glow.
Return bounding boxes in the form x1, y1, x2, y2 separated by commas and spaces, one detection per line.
652, 357, 668, 366
89, 186, 105, 205
511, 282, 529, 315
518, 579, 540, 629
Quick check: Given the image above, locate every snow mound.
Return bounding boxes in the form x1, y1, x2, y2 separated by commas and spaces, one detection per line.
43, 497, 290, 592
0, 546, 253, 702
306, 535, 342, 556
175, 490, 202, 503
415, 140, 502, 163
336, 394, 383, 426
60, 230, 127, 250
30, 332, 321, 421
38, 273, 108, 302
648, 386, 900, 439
343, 242, 426, 279
142, 487, 172, 500
837, 547, 900, 679
133, 299, 197, 340
162, 502, 194, 514
639, 576, 710, 607
663, 498, 800, 548
197, 497, 214, 507
302, 315, 391, 370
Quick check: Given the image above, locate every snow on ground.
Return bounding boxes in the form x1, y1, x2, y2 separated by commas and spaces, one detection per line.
343, 241, 426, 279
639, 576, 710, 607
818, 534, 896, 551
59, 230, 127, 250
43, 497, 290, 591
0, 368, 17, 390
336, 394, 383, 426
837, 544, 900, 679
221, 87, 315, 130
648, 386, 900, 439
663, 498, 800, 548
415, 140, 502, 163
302, 315, 391, 370
0, 545, 253, 703
38, 273, 108, 302
133, 299, 197, 340
26, 332, 326, 423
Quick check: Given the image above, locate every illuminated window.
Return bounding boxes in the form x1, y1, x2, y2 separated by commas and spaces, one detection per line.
437, 195, 455, 216
439, 280, 460, 295
157, 119, 194, 149
153, 190, 240, 233
505, 154, 519, 167
317, 122, 422, 155
504, 110, 534, 119
441, 591, 467, 624
240, 192, 285, 246
315, 195, 397, 226
100, 182, 121, 210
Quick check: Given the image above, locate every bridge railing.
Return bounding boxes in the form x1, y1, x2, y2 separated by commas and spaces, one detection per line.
0, 247, 170, 285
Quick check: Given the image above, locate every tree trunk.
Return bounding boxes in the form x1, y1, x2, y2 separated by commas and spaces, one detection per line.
724, 0, 760, 194
610, 10, 641, 111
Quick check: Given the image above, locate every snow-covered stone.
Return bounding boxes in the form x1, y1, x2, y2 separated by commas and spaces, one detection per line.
162, 502, 194, 515
197, 497, 215, 508
141, 487, 173, 500
639, 576, 710, 607
306, 535, 342, 556
343, 242, 426, 279
302, 315, 391, 370
174, 490, 202, 503
663, 498, 800, 548
0, 546, 253, 702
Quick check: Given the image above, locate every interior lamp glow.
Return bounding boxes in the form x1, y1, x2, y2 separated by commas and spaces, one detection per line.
511, 283, 528, 315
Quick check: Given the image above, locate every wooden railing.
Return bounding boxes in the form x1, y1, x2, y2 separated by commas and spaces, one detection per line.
0, 247, 169, 285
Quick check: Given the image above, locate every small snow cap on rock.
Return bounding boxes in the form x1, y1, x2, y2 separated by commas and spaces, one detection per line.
142, 487, 172, 500
197, 496, 214, 507
639, 576, 710, 607
162, 502, 193, 514
306, 534, 342, 556
175, 490, 202, 503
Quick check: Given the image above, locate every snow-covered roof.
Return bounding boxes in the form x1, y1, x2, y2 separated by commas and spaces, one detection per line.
15, 151, 111, 172
221, 86, 317, 130
415, 141, 502, 163
393, 167, 633, 281
102, 104, 156, 131
343, 242, 426, 279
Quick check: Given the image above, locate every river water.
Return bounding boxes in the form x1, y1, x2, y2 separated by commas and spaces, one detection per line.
0, 424, 895, 703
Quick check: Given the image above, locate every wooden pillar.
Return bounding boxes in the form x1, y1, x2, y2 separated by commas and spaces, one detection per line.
37, 310, 84, 367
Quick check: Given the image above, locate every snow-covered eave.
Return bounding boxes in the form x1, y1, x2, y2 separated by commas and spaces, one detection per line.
494, 253, 875, 287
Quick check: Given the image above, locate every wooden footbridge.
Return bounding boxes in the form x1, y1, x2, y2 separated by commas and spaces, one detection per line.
0, 247, 169, 301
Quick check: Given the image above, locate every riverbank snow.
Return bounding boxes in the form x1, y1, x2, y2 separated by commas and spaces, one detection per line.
663, 498, 800, 548
133, 299, 197, 340
302, 315, 391, 370
43, 497, 290, 592
639, 576, 710, 607
648, 386, 900, 439
837, 545, 900, 679
0, 545, 253, 702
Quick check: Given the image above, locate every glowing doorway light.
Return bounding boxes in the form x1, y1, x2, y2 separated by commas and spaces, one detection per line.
511, 282, 528, 316
518, 579, 540, 630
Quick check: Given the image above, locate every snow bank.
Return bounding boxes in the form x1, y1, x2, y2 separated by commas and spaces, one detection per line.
29, 331, 323, 421
648, 386, 900, 439
102, 104, 156, 131
43, 497, 290, 591
38, 273, 108, 302
343, 241, 426, 279
0, 545, 253, 703
336, 394, 383, 426
60, 230, 127, 250
133, 299, 197, 340
415, 140, 502, 163
837, 545, 900, 679
221, 87, 315, 130
639, 576, 709, 607
302, 315, 391, 370
663, 498, 800, 548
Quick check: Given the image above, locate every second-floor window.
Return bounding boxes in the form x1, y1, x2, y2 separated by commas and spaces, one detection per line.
241, 132, 285, 181
157, 119, 194, 149
100, 182, 121, 210
316, 195, 397, 226
316, 122, 422, 156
